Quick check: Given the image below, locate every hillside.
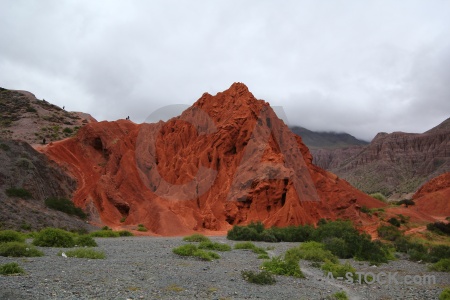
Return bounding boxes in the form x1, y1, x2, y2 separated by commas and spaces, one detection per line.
39, 83, 385, 235
290, 126, 368, 149
326, 118, 450, 196
0, 139, 93, 231
0, 87, 96, 144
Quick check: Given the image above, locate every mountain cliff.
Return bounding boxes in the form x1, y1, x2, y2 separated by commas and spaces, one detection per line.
40, 83, 385, 235
307, 118, 450, 197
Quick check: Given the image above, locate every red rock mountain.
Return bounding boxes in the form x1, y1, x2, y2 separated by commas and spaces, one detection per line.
311, 118, 450, 198
40, 83, 385, 235
413, 172, 450, 217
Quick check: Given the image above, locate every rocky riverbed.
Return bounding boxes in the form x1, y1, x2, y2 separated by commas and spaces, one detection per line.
0, 236, 448, 299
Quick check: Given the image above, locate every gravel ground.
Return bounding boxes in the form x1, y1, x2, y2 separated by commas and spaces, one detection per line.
0, 236, 449, 300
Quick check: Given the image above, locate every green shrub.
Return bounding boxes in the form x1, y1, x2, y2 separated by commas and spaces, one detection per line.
377, 225, 402, 241
241, 270, 276, 285
429, 245, 450, 263
227, 222, 313, 242
327, 291, 349, 300
227, 225, 260, 241
118, 230, 133, 237
261, 256, 304, 278
0, 242, 44, 257
234, 242, 267, 255
59, 248, 105, 259
321, 260, 356, 278
258, 254, 270, 259
101, 226, 111, 231
0, 230, 25, 244
427, 222, 450, 236
172, 244, 219, 261
120, 217, 126, 223
388, 217, 401, 227
396, 199, 415, 207
45, 197, 87, 219
32, 228, 76, 247
173, 244, 198, 256
0, 262, 24, 275
429, 258, 450, 272
198, 241, 231, 251
62, 127, 73, 134
182, 234, 210, 242
360, 206, 371, 214
285, 242, 338, 263
370, 192, 386, 202
440, 288, 450, 300
137, 224, 148, 232
75, 235, 97, 247
323, 237, 351, 259
89, 230, 120, 238
5, 187, 32, 199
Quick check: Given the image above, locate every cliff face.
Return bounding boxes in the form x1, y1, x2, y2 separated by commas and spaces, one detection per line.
41, 83, 384, 235
412, 172, 450, 217
312, 118, 450, 196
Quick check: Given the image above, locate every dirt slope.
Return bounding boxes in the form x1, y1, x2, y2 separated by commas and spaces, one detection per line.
412, 172, 450, 217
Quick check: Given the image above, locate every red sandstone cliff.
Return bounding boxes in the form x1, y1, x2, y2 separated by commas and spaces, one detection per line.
40, 83, 385, 235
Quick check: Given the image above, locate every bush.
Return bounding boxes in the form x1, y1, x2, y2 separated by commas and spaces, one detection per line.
285, 242, 338, 263
396, 199, 415, 207
370, 193, 386, 202
62, 127, 73, 134
0, 262, 24, 275
258, 254, 270, 259
241, 270, 276, 285
227, 222, 313, 242
388, 217, 401, 227
198, 241, 231, 251
427, 222, 450, 236
32, 228, 76, 247
234, 242, 267, 255
261, 256, 304, 278
45, 198, 87, 219
172, 244, 220, 261
321, 260, 356, 278
0, 242, 44, 257
90, 230, 120, 238
75, 235, 97, 247
429, 258, 450, 272
5, 187, 32, 199
327, 291, 349, 300
323, 237, 351, 259
59, 248, 105, 259
440, 288, 450, 300
183, 234, 210, 243
377, 225, 402, 241
137, 224, 148, 232
118, 230, 133, 237
0, 143, 10, 151
0, 230, 25, 244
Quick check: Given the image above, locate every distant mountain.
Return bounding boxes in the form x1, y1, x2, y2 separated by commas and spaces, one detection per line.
304, 117, 450, 197
0, 87, 96, 144
290, 126, 369, 149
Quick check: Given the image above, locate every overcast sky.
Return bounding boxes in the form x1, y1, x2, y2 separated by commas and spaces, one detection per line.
1, 1, 449, 141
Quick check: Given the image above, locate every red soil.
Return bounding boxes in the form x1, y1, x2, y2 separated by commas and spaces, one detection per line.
413, 172, 450, 217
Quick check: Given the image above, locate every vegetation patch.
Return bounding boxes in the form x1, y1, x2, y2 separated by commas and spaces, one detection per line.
137, 224, 148, 232
32, 228, 76, 247
427, 222, 450, 236
234, 242, 267, 255
75, 235, 97, 247
58, 248, 105, 259
44, 197, 87, 219
429, 258, 450, 272
90, 230, 120, 238
0, 262, 24, 275
198, 241, 231, 251
5, 187, 32, 199
285, 241, 338, 263
118, 230, 133, 237
0, 242, 44, 257
440, 287, 450, 300
261, 256, 304, 278
321, 260, 356, 278
369, 192, 386, 202
183, 234, 211, 243
241, 270, 276, 285
327, 291, 349, 300
172, 244, 220, 261
0, 230, 25, 244
227, 221, 313, 242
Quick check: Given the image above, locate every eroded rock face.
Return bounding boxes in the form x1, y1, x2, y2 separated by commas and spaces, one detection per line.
41, 83, 384, 235
413, 172, 450, 217
319, 119, 450, 196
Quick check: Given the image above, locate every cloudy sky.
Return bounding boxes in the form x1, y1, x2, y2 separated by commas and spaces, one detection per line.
1, 1, 449, 141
